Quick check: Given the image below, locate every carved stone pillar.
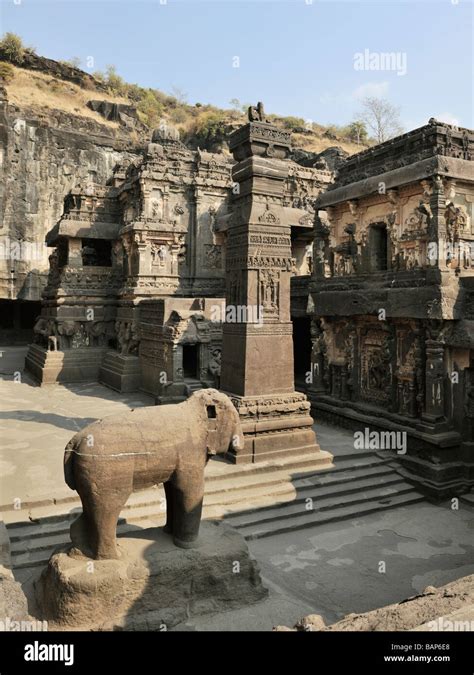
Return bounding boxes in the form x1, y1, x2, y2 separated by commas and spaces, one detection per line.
220, 111, 329, 466
422, 338, 446, 423
429, 174, 448, 269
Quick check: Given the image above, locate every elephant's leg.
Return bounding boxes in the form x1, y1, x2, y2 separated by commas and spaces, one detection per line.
70, 512, 90, 553
94, 508, 121, 559
172, 474, 205, 549
70, 496, 98, 558
93, 492, 130, 560
84, 488, 130, 560
163, 481, 175, 535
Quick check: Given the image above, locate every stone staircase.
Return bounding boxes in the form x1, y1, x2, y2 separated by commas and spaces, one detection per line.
224, 453, 424, 539
4, 450, 425, 574
184, 378, 204, 395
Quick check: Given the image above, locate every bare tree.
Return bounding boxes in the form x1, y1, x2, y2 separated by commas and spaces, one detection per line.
170, 86, 188, 104
358, 97, 403, 143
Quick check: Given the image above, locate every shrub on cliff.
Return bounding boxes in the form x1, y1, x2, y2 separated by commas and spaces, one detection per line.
279, 115, 307, 132
136, 90, 164, 128
0, 62, 14, 84
0, 33, 25, 64
185, 111, 228, 152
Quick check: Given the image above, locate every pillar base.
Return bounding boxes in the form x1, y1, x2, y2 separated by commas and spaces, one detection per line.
223, 391, 328, 464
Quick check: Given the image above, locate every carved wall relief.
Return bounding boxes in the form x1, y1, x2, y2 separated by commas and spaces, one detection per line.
203, 244, 223, 269
259, 269, 280, 318
115, 321, 139, 355
360, 327, 393, 405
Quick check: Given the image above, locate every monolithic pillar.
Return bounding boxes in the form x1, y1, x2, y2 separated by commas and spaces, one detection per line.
220, 106, 325, 464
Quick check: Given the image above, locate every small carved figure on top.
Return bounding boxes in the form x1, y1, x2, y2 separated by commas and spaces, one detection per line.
248, 102, 267, 123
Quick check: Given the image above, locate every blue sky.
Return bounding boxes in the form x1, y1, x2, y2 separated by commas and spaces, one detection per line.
1, 0, 472, 130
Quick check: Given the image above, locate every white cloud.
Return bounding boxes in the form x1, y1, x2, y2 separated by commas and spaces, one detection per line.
352, 81, 389, 99
432, 112, 460, 126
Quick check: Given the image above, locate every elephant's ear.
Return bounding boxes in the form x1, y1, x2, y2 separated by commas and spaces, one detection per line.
205, 404, 219, 455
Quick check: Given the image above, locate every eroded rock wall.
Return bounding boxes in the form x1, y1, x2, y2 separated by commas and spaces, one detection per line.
0, 89, 140, 301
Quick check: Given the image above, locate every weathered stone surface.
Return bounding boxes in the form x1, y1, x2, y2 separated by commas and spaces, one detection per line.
87, 100, 144, 131
36, 521, 267, 630
220, 105, 329, 466
308, 119, 474, 497
0, 87, 140, 302
0, 566, 29, 622
294, 613, 326, 631
280, 574, 474, 632
290, 146, 348, 172
63, 389, 244, 558
23, 113, 330, 406
0, 50, 105, 90
0, 522, 10, 569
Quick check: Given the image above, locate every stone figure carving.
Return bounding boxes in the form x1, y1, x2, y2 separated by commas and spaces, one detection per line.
208, 348, 222, 387
56, 320, 79, 349
33, 317, 57, 350
248, 102, 267, 123
445, 203, 467, 241
204, 244, 222, 269
151, 242, 168, 266
405, 201, 431, 232
63, 389, 244, 559
115, 321, 139, 355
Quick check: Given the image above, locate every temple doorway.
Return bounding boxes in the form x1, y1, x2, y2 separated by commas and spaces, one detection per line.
183, 343, 199, 379
369, 223, 388, 271
292, 317, 312, 389
0, 300, 42, 344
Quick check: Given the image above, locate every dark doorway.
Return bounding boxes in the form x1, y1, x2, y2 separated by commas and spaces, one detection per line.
81, 239, 112, 266
0, 300, 42, 344
183, 344, 199, 379
369, 224, 388, 271
293, 317, 312, 389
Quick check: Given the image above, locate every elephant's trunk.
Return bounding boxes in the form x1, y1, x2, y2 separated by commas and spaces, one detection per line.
64, 443, 76, 490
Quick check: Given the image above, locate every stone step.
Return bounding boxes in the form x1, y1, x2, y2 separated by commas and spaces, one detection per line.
10, 518, 159, 570
308, 455, 392, 476
5, 458, 328, 530
8, 480, 295, 546
5, 453, 391, 535
8, 465, 399, 546
10, 482, 302, 569
291, 471, 402, 496
0, 451, 334, 514
234, 490, 425, 540
6, 452, 409, 570
460, 492, 474, 507
225, 477, 411, 530
293, 464, 395, 488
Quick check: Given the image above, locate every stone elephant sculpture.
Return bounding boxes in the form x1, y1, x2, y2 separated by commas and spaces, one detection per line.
64, 389, 244, 560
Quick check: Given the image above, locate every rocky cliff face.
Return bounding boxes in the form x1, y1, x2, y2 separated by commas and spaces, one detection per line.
0, 87, 141, 301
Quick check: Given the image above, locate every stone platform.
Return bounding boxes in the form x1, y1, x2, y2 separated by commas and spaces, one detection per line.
99, 351, 141, 393
35, 521, 267, 630
25, 344, 106, 384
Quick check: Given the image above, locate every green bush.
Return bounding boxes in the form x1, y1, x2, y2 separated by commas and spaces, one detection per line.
186, 111, 228, 151
0, 33, 25, 64
105, 64, 128, 96
136, 90, 164, 128
279, 115, 306, 132
0, 62, 14, 84
169, 107, 188, 124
